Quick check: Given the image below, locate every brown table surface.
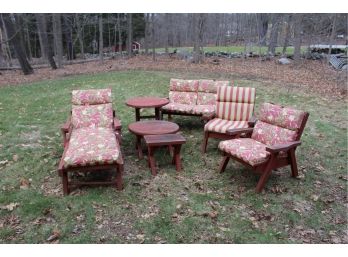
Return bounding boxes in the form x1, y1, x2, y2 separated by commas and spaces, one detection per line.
126, 97, 169, 108
128, 120, 180, 136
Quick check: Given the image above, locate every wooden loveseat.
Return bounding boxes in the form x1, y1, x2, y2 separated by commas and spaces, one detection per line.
161, 78, 230, 119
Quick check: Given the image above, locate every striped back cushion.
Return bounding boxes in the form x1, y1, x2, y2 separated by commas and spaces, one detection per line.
216, 86, 256, 121
169, 79, 199, 92
72, 88, 112, 105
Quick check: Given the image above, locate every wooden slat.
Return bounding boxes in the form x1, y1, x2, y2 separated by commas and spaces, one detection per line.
144, 134, 186, 145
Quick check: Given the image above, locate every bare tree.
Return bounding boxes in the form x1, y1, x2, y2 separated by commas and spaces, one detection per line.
1, 14, 33, 74
328, 14, 338, 62
256, 14, 269, 46
75, 14, 85, 59
192, 14, 206, 63
35, 14, 57, 69
52, 13, 63, 67
63, 15, 74, 60
99, 14, 103, 62
282, 14, 292, 55
117, 14, 122, 54
164, 13, 169, 54
127, 13, 133, 57
151, 14, 156, 61
144, 13, 150, 55
293, 14, 304, 63
268, 14, 282, 55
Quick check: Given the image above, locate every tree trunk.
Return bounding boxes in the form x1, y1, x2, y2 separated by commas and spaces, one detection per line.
127, 13, 133, 57
193, 14, 205, 63
0, 15, 12, 66
63, 15, 74, 60
328, 14, 338, 62
1, 14, 33, 74
52, 13, 63, 67
151, 14, 156, 61
117, 14, 122, 54
24, 17, 32, 60
75, 14, 85, 59
164, 13, 169, 54
144, 14, 150, 55
293, 14, 304, 63
282, 14, 292, 55
99, 14, 104, 62
256, 14, 269, 46
35, 14, 57, 69
268, 14, 281, 55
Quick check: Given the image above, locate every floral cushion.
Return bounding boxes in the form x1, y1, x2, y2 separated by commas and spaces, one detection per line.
219, 138, 270, 166
170, 79, 199, 92
169, 91, 198, 105
161, 103, 194, 114
72, 88, 112, 105
204, 118, 249, 133
251, 120, 297, 146
197, 92, 216, 105
63, 127, 122, 168
191, 105, 215, 115
71, 103, 113, 129
198, 80, 217, 93
258, 103, 306, 131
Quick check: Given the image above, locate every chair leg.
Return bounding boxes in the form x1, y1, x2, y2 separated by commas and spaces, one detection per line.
62, 171, 69, 195
173, 145, 182, 172
148, 146, 157, 176
218, 155, 230, 173
202, 131, 209, 153
168, 113, 172, 121
116, 164, 123, 190
289, 149, 298, 177
255, 157, 275, 193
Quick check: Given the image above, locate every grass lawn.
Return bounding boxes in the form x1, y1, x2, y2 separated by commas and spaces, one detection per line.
0, 70, 346, 243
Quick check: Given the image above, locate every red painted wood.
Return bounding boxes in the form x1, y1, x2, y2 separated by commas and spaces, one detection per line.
144, 134, 186, 145
126, 97, 169, 108
128, 120, 180, 136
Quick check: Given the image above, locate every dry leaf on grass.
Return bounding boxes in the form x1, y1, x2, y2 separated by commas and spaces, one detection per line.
46, 229, 60, 242
0, 202, 19, 211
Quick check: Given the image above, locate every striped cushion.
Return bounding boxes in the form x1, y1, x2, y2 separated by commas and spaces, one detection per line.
216, 86, 255, 121
204, 118, 249, 133
170, 79, 199, 92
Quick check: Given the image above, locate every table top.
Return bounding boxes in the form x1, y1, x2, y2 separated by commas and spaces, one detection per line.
128, 120, 180, 136
126, 97, 169, 108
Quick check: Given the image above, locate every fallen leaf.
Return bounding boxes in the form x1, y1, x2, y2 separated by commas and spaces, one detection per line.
12, 155, 18, 162
0, 160, 8, 165
19, 178, 30, 190
46, 229, 60, 242
311, 194, 320, 202
0, 202, 19, 211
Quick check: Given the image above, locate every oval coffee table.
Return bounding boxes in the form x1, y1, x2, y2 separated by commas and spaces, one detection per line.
128, 120, 180, 159
126, 97, 169, 121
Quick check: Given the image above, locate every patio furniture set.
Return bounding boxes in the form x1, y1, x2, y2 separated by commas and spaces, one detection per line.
58, 79, 309, 195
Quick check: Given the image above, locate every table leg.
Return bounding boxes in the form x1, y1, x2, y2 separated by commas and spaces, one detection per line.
135, 108, 141, 121
148, 146, 157, 176
136, 135, 143, 159
173, 145, 182, 172
155, 107, 160, 120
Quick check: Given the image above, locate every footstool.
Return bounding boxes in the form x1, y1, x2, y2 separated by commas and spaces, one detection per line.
143, 134, 186, 176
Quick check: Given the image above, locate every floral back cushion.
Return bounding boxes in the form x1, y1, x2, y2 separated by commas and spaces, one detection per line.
169, 91, 198, 105
169, 79, 199, 92
258, 103, 306, 131
251, 120, 297, 146
198, 80, 217, 93
197, 92, 217, 105
71, 103, 113, 129
72, 88, 112, 105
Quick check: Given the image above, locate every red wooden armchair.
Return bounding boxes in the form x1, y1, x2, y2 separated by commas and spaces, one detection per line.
218, 102, 309, 193
58, 88, 124, 195
202, 85, 256, 153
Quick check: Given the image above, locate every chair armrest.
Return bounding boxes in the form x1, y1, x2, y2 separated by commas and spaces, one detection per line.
201, 112, 215, 121
266, 141, 301, 154
248, 116, 257, 127
113, 117, 122, 130
61, 116, 71, 133
226, 127, 254, 136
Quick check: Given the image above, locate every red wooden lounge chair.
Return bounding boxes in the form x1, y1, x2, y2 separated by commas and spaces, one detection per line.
202, 85, 256, 153
58, 88, 124, 195
218, 102, 309, 193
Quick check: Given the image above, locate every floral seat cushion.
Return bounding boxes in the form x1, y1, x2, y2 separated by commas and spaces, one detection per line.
161, 103, 194, 114
63, 127, 122, 168
72, 88, 112, 105
191, 105, 215, 115
72, 103, 113, 129
219, 138, 270, 166
204, 118, 249, 133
